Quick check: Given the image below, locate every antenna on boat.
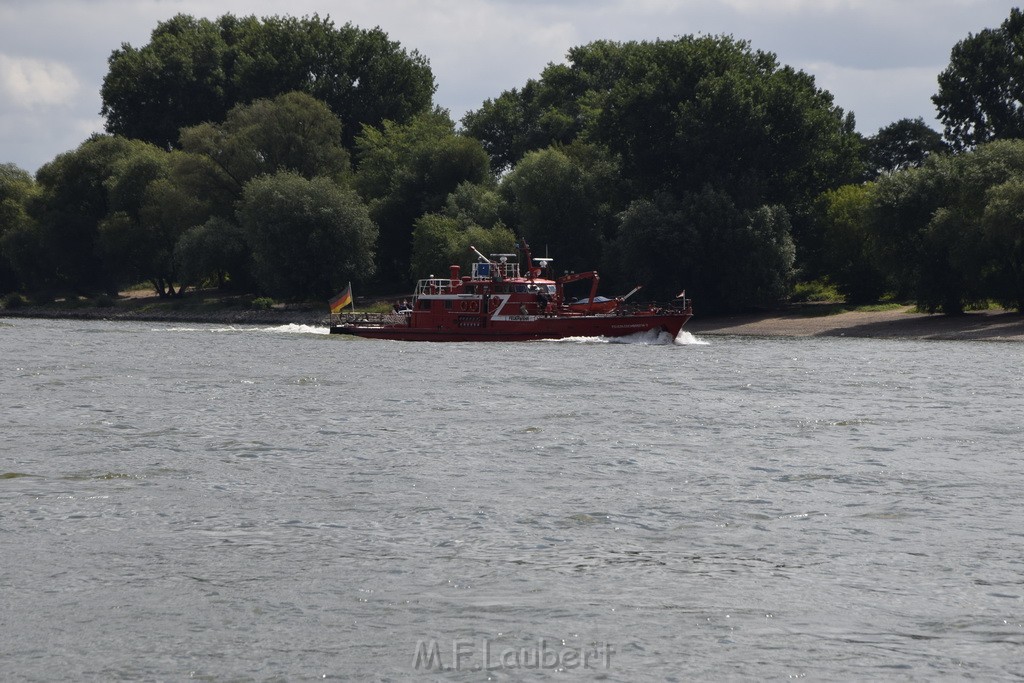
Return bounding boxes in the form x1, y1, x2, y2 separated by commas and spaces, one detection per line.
469, 245, 493, 264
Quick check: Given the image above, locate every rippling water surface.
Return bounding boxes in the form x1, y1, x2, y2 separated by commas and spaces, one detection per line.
2, 317, 1024, 680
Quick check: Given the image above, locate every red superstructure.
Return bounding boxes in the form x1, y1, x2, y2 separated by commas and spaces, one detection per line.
329, 241, 692, 342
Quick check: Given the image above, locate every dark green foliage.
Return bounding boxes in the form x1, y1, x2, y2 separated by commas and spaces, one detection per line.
179, 91, 351, 192
409, 214, 516, 279
465, 35, 858, 311
865, 118, 948, 178
0, 163, 38, 293
864, 140, 1024, 313
3, 292, 26, 309
933, 8, 1024, 150
31, 135, 156, 294
499, 145, 619, 275
96, 145, 207, 296
355, 111, 491, 281
102, 13, 435, 151
174, 217, 252, 291
811, 185, 889, 304
466, 36, 861, 210
614, 189, 795, 311
237, 171, 377, 299
981, 179, 1024, 311
250, 297, 274, 310
93, 293, 115, 308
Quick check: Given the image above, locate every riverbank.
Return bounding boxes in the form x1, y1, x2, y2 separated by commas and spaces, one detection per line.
686, 305, 1024, 342
0, 290, 327, 326
3, 294, 1023, 341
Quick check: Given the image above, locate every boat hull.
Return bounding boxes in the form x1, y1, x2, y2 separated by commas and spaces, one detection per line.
329, 310, 692, 342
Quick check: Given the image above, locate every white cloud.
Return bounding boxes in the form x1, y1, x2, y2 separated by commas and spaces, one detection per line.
0, 54, 80, 108
0, 0, 1015, 171
802, 62, 943, 133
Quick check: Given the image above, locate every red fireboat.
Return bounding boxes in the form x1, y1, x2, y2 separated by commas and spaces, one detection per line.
329, 241, 693, 342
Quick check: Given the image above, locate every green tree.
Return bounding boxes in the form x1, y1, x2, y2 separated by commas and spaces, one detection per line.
499, 145, 620, 275
237, 171, 376, 299
174, 217, 252, 291
102, 13, 434, 151
865, 118, 948, 178
614, 189, 795, 312
97, 147, 214, 296
866, 139, 1024, 313
812, 184, 889, 303
0, 163, 38, 293
355, 111, 490, 281
442, 182, 506, 231
465, 36, 861, 211
31, 135, 154, 294
180, 91, 351, 193
409, 183, 516, 279
933, 8, 1024, 150
981, 179, 1024, 311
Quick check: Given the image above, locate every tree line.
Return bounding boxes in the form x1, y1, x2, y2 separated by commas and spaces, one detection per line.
2, 9, 1024, 314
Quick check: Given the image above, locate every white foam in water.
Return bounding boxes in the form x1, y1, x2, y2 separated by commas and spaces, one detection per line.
159, 324, 329, 335
543, 328, 701, 345
263, 324, 329, 335
674, 330, 709, 346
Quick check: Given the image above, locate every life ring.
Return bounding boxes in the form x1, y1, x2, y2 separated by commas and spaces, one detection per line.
460, 300, 468, 312
490, 297, 502, 312
469, 300, 479, 312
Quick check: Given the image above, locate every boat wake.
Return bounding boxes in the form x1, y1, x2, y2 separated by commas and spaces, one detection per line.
159, 324, 329, 335
542, 329, 709, 346
674, 330, 709, 346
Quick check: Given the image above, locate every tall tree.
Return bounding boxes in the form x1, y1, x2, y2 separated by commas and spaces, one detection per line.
174, 217, 252, 291
355, 111, 490, 281
237, 171, 377, 299
464, 36, 861, 211
981, 178, 1024, 311
933, 8, 1024, 150
811, 184, 889, 303
98, 147, 213, 296
179, 91, 351, 193
499, 144, 620, 275
614, 189, 795, 311
866, 139, 1024, 313
31, 135, 154, 294
102, 13, 434, 151
865, 118, 948, 178
0, 163, 38, 292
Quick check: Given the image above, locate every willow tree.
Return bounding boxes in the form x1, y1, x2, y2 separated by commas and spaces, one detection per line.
102, 13, 435, 151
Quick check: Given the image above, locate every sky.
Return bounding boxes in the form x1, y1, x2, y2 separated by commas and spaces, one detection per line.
0, 0, 1015, 175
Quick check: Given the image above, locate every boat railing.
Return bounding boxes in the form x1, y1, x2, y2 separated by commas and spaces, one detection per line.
414, 278, 454, 296
471, 261, 520, 280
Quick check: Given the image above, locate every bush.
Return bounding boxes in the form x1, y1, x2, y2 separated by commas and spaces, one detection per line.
94, 294, 115, 308
791, 279, 844, 303
3, 292, 26, 309
250, 296, 275, 310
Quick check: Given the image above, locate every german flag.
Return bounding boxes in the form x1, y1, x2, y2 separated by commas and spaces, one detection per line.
329, 283, 353, 313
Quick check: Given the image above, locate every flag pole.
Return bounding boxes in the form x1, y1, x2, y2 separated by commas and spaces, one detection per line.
348, 281, 355, 313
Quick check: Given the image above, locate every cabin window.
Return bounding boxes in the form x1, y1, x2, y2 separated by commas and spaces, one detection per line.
418, 299, 431, 311
444, 300, 453, 310
465, 285, 476, 294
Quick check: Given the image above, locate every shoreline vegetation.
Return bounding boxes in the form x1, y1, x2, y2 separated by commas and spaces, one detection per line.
3, 290, 1023, 341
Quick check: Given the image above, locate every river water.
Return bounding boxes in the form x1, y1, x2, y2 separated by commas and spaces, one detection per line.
2, 316, 1023, 680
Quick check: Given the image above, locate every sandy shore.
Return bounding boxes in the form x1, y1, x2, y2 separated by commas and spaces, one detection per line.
687, 305, 1024, 342
4, 300, 1023, 341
